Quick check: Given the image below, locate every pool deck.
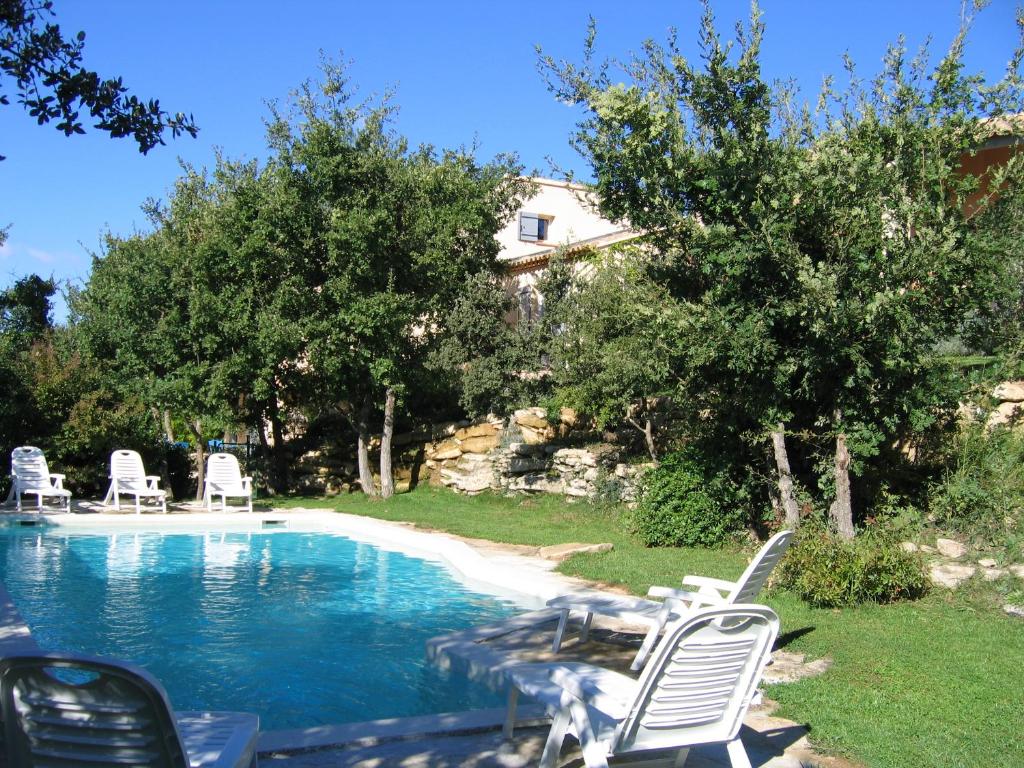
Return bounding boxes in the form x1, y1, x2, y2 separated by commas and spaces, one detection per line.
0, 500, 843, 767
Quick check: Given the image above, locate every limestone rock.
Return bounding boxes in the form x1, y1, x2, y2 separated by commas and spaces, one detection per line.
519, 423, 556, 445
537, 542, 613, 561
978, 558, 998, 568
453, 423, 499, 441
1004, 604, 1024, 619
559, 407, 579, 427
929, 563, 976, 588
987, 400, 1024, 428
457, 434, 500, 454
514, 408, 552, 431
936, 538, 967, 559
1010, 564, 1024, 579
429, 439, 462, 461
761, 650, 832, 684
982, 567, 1007, 581
900, 541, 919, 553
507, 473, 564, 494
993, 381, 1024, 402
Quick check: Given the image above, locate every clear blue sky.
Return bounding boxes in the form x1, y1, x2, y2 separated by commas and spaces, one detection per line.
0, 1, 1018, 319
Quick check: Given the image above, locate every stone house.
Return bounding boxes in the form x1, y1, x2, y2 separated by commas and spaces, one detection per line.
494, 178, 638, 326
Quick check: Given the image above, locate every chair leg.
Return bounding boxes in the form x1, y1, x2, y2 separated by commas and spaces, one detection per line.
15, 490, 21, 512
580, 611, 594, 643
570, 699, 609, 768
725, 738, 752, 768
503, 686, 519, 739
672, 747, 690, 767
552, 609, 570, 653
539, 707, 571, 768
101, 483, 113, 508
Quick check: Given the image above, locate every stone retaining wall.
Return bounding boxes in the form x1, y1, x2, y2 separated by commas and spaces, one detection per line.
426, 408, 648, 501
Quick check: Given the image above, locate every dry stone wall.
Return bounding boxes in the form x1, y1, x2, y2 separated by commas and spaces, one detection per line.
426, 407, 648, 501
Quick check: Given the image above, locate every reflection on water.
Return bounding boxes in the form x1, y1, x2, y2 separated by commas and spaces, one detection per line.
0, 529, 521, 729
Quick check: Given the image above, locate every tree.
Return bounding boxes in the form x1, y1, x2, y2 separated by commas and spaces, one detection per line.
268, 63, 530, 498
540, 1, 1024, 535
0, 0, 197, 160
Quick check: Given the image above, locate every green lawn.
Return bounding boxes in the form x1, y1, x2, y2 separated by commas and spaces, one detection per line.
273, 486, 1024, 768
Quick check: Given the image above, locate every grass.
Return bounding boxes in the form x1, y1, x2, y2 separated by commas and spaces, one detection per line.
274, 486, 1024, 768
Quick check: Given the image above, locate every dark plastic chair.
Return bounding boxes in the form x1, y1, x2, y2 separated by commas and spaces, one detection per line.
0, 652, 258, 767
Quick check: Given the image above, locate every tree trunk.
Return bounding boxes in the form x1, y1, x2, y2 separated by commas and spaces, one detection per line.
626, 415, 658, 463
189, 418, 205, 502
771, 423, 800, 529
379, 387, 396, 499
255, 418, 276, 496
356, 397, 378, 497
829, 432, 855, 539
162, 409, 175, 443
267, 393, 288, 495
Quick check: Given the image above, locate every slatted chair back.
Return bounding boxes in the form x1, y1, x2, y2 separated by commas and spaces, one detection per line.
613, 605, 779, 755
111, 450, 148, 492
10, 447, 50, 491
206, 453, 243, 492
0, 653, 189, 768
728, 530, 793, 604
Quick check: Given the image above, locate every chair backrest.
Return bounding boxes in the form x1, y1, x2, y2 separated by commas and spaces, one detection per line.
614, 605, 779, 755
206, 453, 242, 488
10, 447, 50, 490
728, 530, 793, 604
111, 450, 147, 486
0, 652, 189, 768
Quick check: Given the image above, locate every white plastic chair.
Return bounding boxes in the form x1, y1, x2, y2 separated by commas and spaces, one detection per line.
548, 530, 792, 670
6, 446, 72, 512
0, 651, 259, 767
203, 453, 253, 513
504, 605, 779, 768
103, 449, 168, 513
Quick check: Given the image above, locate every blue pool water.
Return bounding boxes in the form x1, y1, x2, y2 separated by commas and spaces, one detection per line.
0, 527, 524, 730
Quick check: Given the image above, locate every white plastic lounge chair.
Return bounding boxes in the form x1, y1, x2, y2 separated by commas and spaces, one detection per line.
7, 446, 72, 512
0, 651, 259, 768
203, 453, 253, 513
103, 449, 168, 513
548, 530, 792, 670
504, 604, 779, 768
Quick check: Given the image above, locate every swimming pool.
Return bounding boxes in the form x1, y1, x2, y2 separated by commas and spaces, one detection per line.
0, 525, 526, 730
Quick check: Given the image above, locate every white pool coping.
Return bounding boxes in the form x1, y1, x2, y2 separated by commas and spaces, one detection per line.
0, 505, 600, 753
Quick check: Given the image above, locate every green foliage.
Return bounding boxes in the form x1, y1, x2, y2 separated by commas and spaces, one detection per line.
0, 1, 197, 159
929, 423, 1024, 555
542, 248, 686, 458
630, 450, 745, 547
431, 271, 550, 417
779, 521, 929, 607
538, 0, 1024, 526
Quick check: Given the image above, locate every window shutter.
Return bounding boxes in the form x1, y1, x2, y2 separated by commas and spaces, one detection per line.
519, 213, 540, 242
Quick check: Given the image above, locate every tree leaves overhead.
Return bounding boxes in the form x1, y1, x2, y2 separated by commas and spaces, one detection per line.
0, 0, 197, 159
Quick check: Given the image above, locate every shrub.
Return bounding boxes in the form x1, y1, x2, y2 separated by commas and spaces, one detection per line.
630, 450, 745, 547
778, 522, 929, 607
929, 423, 1024, 553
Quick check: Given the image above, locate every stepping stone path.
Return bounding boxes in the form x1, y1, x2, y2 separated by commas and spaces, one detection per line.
903, 538, 1024, 589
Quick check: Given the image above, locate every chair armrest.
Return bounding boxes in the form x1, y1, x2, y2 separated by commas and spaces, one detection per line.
49, 473, 66, 489
682, 575, 737, 593
241, 477, 252, 490
548, 666, 632, 716
145, 475, 161, 489
648, 585, 725, 609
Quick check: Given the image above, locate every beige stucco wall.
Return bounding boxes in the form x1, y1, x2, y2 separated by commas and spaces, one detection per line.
495, 178, 630, 263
